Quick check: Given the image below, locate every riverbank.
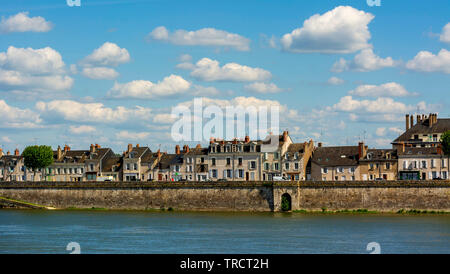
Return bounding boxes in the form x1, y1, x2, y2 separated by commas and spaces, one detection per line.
1, 180, 449, 212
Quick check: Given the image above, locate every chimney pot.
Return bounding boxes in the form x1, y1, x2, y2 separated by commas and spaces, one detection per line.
175, 145, 180, 155
136, 144, 139, 148
245, 135, 250, 143
90, 144, 95, 153
7, 151, 10, 155
196, 144, 201, 149
318, 142, 322, 147
405, 114, 410, 130
410, 115, 414, 128
127, 143, 133, 153
14, 148, 19, 156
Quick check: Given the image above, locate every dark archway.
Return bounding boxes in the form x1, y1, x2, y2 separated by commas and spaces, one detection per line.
281, 193, 292, 211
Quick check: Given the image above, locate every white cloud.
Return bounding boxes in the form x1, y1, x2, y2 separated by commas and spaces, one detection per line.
281, 6, 374, 54
1, 136, 12, 143
81, 42, 130, 67
439, 23, 450, 43
375, 127, 386, 136
36, 100, 153, 124
107, 74, 191, 99
348, 82, 417, 97
0, 100, 41, 128
179, 54, 192, 62
0, 12, 52, 33
0, 46, 65, 74
0, 46, 73, 95
69, 125, 96, 134
327, 76, 344, 85
81, 67, 119, 80
186, 58, 272, 82
153, 113, 177, 124
406, 48, 450, 74
115, 130, 150, 140
331, 49, 397, 72
244, 82, 283, 93
191, 85, 221, 96
148, 26, 250, 51
331, 96, 416, 114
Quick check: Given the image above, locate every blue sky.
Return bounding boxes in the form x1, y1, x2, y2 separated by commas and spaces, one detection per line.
0, 0, 449, 153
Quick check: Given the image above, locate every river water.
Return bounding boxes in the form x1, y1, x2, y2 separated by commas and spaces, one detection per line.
0, 210, 449, 254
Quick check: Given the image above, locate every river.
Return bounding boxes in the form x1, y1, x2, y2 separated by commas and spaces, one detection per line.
0, 210, 449, 254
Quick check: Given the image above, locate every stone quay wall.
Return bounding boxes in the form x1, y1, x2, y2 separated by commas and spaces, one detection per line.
0, 181, 449, 212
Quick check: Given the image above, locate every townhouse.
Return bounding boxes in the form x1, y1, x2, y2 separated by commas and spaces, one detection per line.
122, 144, 152, 181
0, 149, 28, 181
397, 146, 448, 180
359, 147, 398, 181
281, 140, 314, 181
48, 145, 88, 182
310, 144, 360, 181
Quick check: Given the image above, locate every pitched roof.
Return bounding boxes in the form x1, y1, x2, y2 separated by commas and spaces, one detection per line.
312, 146, 359, 166
102, 156, 122, 172
124, 147, 151, 159
393, 118, 450, 143
360, 149, 398, 161
398, 146, 441, 156
158, 154, 177, 169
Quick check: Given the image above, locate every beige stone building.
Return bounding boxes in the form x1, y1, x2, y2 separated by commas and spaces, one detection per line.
281, 140, 314, 181
48, 145, 88, 182
310, 144, 360, 181
122, 144, 152, 181
358, 145, 398, 181
0, 149, 28, 181
398, 146, 448, 180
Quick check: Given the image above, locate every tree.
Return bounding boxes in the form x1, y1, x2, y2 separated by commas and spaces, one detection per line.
440, 131, 450, 179
22, 145, 54, 181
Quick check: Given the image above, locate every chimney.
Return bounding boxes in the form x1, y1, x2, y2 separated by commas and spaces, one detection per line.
64, 144, 70, 152
318, 142, 322, 148
429, 113, 433, 128
136, 144, 139, 148
95, 144, 100, 149
434, 113, 438, 124
416, 114, 421, 124
283, 131, 288, 142
196, 144, 201, 149
175, 145, 180, 155
210, 137, 215, 144
358, 142, 367, 159
7, 151, 10, 155
157, 149, 161, 158
185, 145, 189, 153
90, 144, 95, 153
57, 145, 62, 159
405, 114, 410, 130
127, 143, 133, 153
410, 115, 414, 128
0, 148, 3, 157
14, 148, 19, 156
245, 135, 250, 143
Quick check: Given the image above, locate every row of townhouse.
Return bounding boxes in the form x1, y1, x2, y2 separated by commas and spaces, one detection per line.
1, 113, 449, 182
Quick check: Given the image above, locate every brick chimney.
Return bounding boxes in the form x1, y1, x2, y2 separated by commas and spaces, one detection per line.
90, 144, 95, 153
244, 135, 250, 143
283, 131, 289, 142
416, 114, 421, 124
95, 144, 100, 149
127, 143, 133, 153
0, 148, 3, 157
14, 148, 19, 156
7, 151, 10, 155
157, 149, 161, 158
196, 144, 201, 149
185, 145, 189, 153
57, 145, 62, 159
358, 142, 367, 159
428, 113, 434, 128
410, 115, 414, 128
136, 144, 139, 148
175, 145, 180, 155
405, 114, 410, 130
209, 137, 215, 144
64, 144, 70, 152
318, 142, 322, 148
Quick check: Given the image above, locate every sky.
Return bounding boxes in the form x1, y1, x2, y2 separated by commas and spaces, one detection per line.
0, 0, 449, 154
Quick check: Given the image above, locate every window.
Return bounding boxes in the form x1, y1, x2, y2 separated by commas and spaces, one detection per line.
350, 167, 355, 173
238, 158, 243, 166
264, 153, 268, 160
175, 165, 180, 172
90, 164, 94, 171
322, 167, 328, 174
386, 163, 391, 170
238, 169, 244, 178
421, 160, 427, 169
431, 159, 435, 168
212, 169, 217, 178
442, 159, 447, 167
264, 163, 270, 170
274, 163, 279, 170
226, 158, 231, 165
274, 152, 279, 160
294, 153, 298, 160
285, 153, 289, 160
201, 157, 204, 163
250, 172, 255, 180
369, 163, 374, 170
341, 176, 346, 181
226, 169, 232, 178
249, 161, 256, 169
337, 167, 344, 173
134, 163, 138, 170
294, 163, 299, 170
211, 158, 216, 166
285, 163, 289, 170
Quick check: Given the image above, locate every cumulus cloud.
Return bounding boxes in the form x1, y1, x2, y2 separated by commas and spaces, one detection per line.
69, 125, 96, 134
0, 12, 52, 33
348, 82, 417, 97
244, 82, 283, 93
148, 26, 250, 51
0, 100, 42, 128
375, 127, 386, 136
115, 130, 150, 140
439, 23, 450, 43
331, 96, 417, 114
281, 6, 374, 53
405, 48, 450, 74
0, 46, 73, 96
81, 67, 119, 80
107, 75, 191, 99
36, 100, 153, 124
327, 76, 344, 85
331, 49, 397, 72
184, 58, 271, 82
81, 42, 130, 67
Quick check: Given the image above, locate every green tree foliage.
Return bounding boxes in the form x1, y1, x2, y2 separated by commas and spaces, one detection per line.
22, 145, 54, 174
441, 131, 450, 156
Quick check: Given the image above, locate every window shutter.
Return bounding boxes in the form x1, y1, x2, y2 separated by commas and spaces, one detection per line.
235, 169, 239, 178
223, 170, 226, 178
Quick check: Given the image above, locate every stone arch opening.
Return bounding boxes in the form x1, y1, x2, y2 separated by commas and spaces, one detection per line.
281, 193, 292, 211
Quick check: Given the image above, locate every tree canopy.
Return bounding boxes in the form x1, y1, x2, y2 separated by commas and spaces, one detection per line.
441, 130, 450, 156
22, 145, 54, 170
